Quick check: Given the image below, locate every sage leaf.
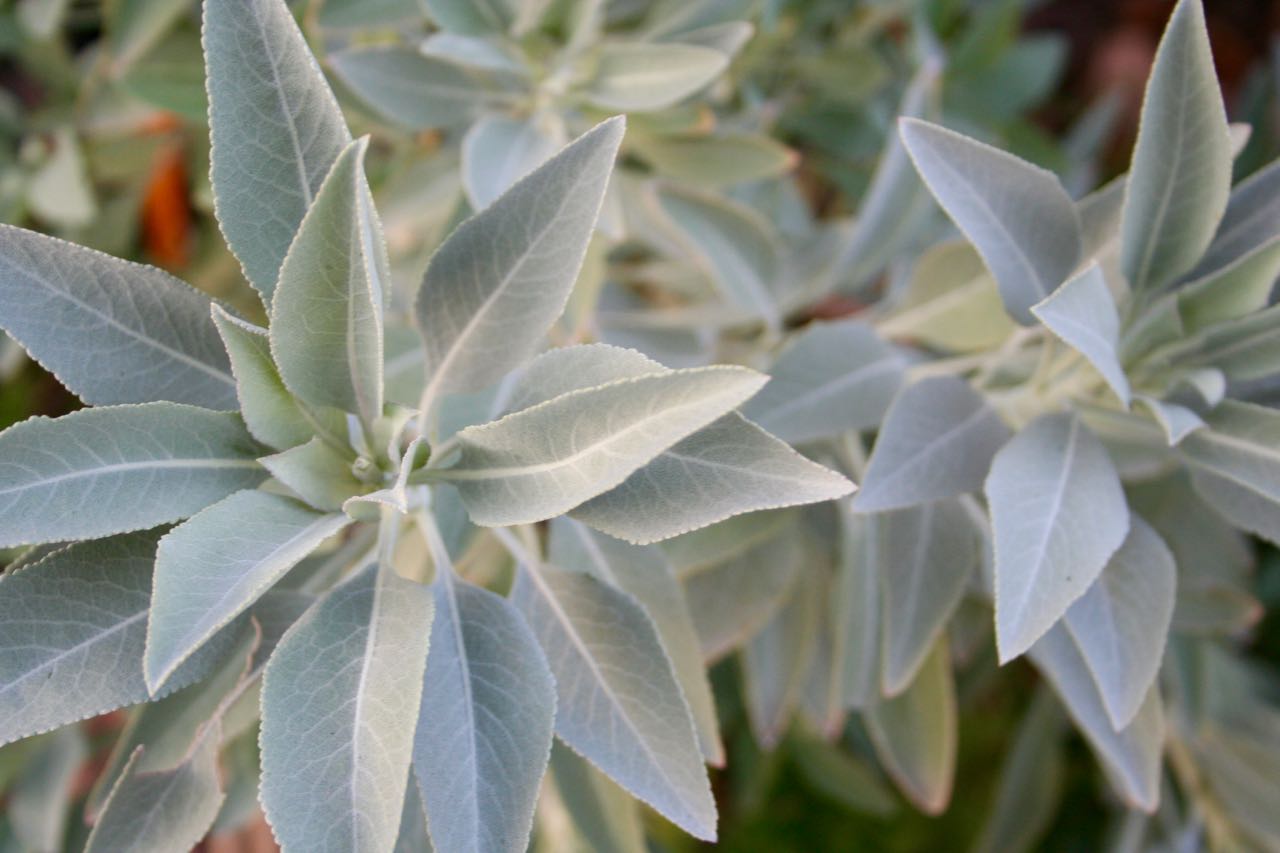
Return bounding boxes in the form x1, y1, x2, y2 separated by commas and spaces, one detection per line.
260, 562, 434, 853
511, 563, 717, 841
864, 640, 956, 815
506, 344, 850, 542
743, 572, 819, 748
548, 741, 647, 853
835, 504, 879, 710
413, 570, 554, 853
204, 0, 351, 301
583, 42, 727, 111
854, 376, 1010, 512
1029, 625, 1162, 811
1177, 238, 1280, 334
899, 118, 1082, 324
1180, 400, 1280, 545
741, 320, 904, 444
0, 224, 236, 409
877, 500, 979, 697
653, 186, 779, 322
145, 490, 349, 692
461, 113, 565, 210
1133, 396, 1204, 446
0, 532, 241, 747
1119, 0, 1231, 293
0, 404, 264, 548
91, 624, 260, 818
1062, 517, 1175, 730
329, 46, 510, 131
85, 733, 225, 853
260, 438, 364, 513
1184, 155, 1280, 282
683, 530, 801, 662
212, 306, 345, 451
986, 413, 1129, 662
415, 118, 624, 414
270, 136, 387, 425
1031, 262, 1131, 404
8, 726, 86, 852
550, 519, 723, 765
572, 413, 853, 544
442, 366, 766, 526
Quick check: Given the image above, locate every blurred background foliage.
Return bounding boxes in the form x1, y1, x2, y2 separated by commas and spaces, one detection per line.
1, 0, 1279, 850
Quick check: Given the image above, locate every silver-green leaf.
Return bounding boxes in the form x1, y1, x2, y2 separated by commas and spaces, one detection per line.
854, 377, 1010, 512
0, 224, 236, 409
899, 118, 1082, 324
204, 0, 351, 301
1119, 0, 1231, 293
413, 570, 555, 853
511, 563, 717, 841
270, 137, 387, 425
1031, 262, 1131, 404
1062, 516, 1175, 730
145, 490, 348, 692
0, 404, 264, 548
260, 562, 434, 853
415, 118, 624, 417
986, 413, 1129, 662
741, 320, 904, 444
441, 366, 766, 526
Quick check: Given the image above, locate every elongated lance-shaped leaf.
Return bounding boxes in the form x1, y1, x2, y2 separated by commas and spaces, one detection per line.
461, 112, 566, 210
743, 570, 819, 748
550, 518, 723, 765
548, 740, 648, 853
1031, 262, 1131, 403
441, 366, 766, 526
899, 118, 1082, 324
741, 320, 904, 444
835, 503, 879, 709
413, 569, 555, 853
572, 412, 852, 544
877, 499, 979, 696
261, 437, 365, 513
835, 59, 940, 288
1183, 155, 1280, 282
1062, 516, 1175, 730
510, 562, 717, 841
0, 403, 264, 548
505, 344, 851, 542
329, 46, 514, 132
854, 376, 1010, 512
1134, 396, 1204, 446
211, 306, 345, 451
1120, 0, 1231, 293
145, 490, 349, 692
415, 118, 624, 420
271, 137, 387, 425
1180, 400, 1280, 545
8, 725, 86, 852
85, 730, 226, 853
864, 640, 956, 815
1029, 625, 1163, 811
91, 622, 261, 818
204, 0, 352, 301
260, 562, 434, 853
0, 224, 236, 408
583, 42, 727, 111
986, 413, 1129, 662
0, 531, 243, 747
